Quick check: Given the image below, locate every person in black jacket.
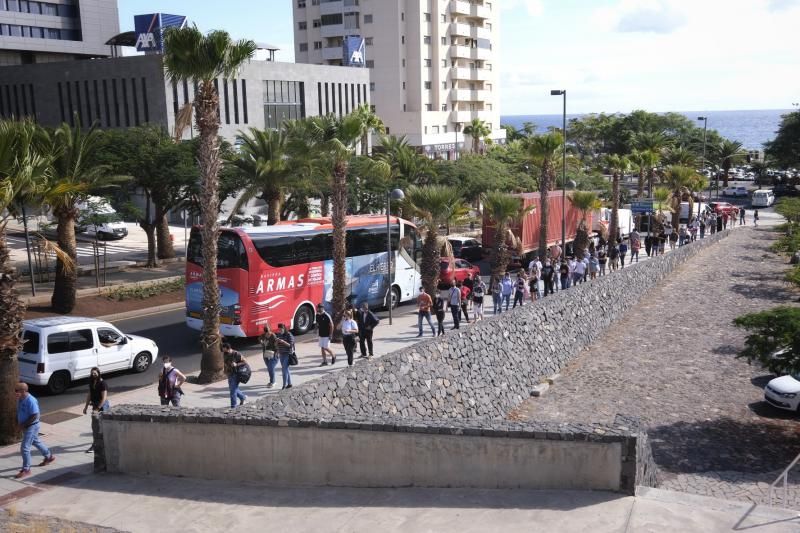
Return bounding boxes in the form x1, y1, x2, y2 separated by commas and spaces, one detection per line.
433, 292, 446, 336
356, 302, 379, 359
315, 304, 335, 366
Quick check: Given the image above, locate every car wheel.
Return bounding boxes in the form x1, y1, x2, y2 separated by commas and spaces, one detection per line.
292, 304, 315, 335
132, 352, 152, 373
47, 371, 71, 395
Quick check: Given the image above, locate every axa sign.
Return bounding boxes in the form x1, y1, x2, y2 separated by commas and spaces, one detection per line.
134, 13, 187, 53
343, 36, 366, 67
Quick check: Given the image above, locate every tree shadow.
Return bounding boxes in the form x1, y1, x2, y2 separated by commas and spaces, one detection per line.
711, 344, 741, 356
729, 283, 794, 302
750, 374, 774, 389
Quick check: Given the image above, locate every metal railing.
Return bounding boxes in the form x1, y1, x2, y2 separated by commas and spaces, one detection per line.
769, 451, 800, 508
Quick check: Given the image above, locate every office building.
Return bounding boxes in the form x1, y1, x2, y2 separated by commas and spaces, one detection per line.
292, 0, 506, 159
0, 0, 120, 65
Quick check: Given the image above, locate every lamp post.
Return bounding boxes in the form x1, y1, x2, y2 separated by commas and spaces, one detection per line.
698, 116, 709, 211
551, 89, 567, 252
386, 188, 405, 325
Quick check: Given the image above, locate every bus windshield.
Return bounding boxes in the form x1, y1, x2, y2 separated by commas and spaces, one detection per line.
187, 229, 249, 270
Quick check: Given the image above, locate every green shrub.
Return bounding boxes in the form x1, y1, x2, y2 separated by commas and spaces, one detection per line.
733, 307, 800, 374
787, 266, 800, 287
105, 277, 185, 301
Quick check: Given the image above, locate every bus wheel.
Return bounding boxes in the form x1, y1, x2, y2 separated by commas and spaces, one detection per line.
385, 286, 400, 310
292, 304, 314, 335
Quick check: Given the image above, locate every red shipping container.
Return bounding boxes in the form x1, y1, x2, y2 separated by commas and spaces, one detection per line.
481, 192, 589, 257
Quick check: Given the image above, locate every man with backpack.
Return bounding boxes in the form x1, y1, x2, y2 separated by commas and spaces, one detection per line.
356, 302, 380, 359
158, 355, 186, 407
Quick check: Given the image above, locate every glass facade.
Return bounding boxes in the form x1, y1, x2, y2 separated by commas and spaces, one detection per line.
263, 80, 305, 130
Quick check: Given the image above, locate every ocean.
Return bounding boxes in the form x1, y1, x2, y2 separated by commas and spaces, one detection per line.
500, 109, 792, 150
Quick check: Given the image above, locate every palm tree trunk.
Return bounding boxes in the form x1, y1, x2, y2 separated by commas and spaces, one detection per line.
421, 228, 440, 294
330, 160, 348, 342
195, 80, 224, 384
492, 222, 509, 278
538, 168, 551, 261
156, 213, 175, 260
51, 212, 77, 314
361, 132, 369, 157
267, 193, 281, 225
0, 229, 23, 445
574, 217, 589, 258
320, 193, 330, 217
610, 172, 620, 246
723, 165, 730, 188
637, 169, 645, 198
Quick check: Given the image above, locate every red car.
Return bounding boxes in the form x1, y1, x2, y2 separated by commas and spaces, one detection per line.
708, 202, 738, 215
439, 258, 481, 288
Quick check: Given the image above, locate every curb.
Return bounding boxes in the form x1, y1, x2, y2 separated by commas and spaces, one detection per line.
98, 301, 186, 322
23, 275, 183, 307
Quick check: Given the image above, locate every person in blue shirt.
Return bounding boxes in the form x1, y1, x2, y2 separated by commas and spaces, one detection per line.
15, 382, 55, 479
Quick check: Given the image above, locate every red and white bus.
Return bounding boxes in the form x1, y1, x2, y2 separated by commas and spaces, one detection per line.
185, 215, 421, 337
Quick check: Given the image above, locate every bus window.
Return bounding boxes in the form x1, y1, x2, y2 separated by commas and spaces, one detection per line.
402, 224, 420, 257
346, 226, 398, 256
187, 229, 248, 270
251, 233, 333, 267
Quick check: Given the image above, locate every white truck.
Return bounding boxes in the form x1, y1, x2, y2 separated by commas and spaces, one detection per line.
593, 207, 633, 239
76, 196, 129, 240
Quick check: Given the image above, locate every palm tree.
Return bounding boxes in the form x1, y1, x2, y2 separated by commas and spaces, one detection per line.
652, 186, 673, 236
483, 191, 534, 278
568, 191, 601, 258
605, 154, 629, 245
403, 185, 467, 293
663, 165, 698, 227
522, 132, 562, 260
44, 120, 122, 314
352, 104, 385, 156
163, 27, 256, 383
228, 128, 289, 225
712, 139, 746, 188
663, 145, 696, 167
463, 118, 491, 154
0, 120, 50, 444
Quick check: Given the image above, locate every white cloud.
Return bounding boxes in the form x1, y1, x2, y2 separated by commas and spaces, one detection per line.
500, 0, 544, 16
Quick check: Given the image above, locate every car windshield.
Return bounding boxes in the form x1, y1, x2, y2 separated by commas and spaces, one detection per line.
791, 372, 800, 381
449, 241, 462, 250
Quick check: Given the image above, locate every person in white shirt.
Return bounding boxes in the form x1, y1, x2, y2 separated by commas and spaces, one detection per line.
448, 280, 462, 329
340, 310, 359, 366
528, 258, 542, 277
573, 257, 587, 285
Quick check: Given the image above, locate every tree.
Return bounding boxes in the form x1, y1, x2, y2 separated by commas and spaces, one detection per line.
352, 104, 385, 156
711, 139, 746, 187
375, 135, 435, 188
163, 26, 256, 383
523, 133, 562, 260
463, 118, 491, 154
605, 154, 629, 245
44, 120, 123, 313
483, 191, 533, 278
662, 165, 701, 227
568, 191, 600, 258
764, 111, 800, 169
0, 120, 51, 445
434, 154, 527, 205
403, 185, 467, 293
628, 149, 659, 199
651, 186, 673, 236
227, 128, 289, 225
734, 307, 800, 375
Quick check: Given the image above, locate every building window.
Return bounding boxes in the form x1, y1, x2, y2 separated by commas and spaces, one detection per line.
424, 82, 431, 89
442, 82, 447, 89
364, 14, 373, 23
432, 126, 439, 134
441, 37, 446, 45
298, 21, 307, 30
370, 104, 376, 113
425, 104, 433, 111
313, 41, 322, 49
401, 36, 404, 44
313, 19, 321, 27
402, 59, 405, 67
424, 59, 432, 67
402, 82, 405, 89
321, 14, 343, 26
423, 36, 431, 44
366, 60, 374, 68
442, 60, 447, 68
369, 82, 375, 91
403, 104, 406, 111
299, 43, 308, 52
263, 80, 305, 129
365, 37, 373, 46
297, 0, 306, 7
424, 13, 431, 21
441, 104, 447, 111
443, 125, 448, 133
441, 15, 446, 22
424, 126, 428, 134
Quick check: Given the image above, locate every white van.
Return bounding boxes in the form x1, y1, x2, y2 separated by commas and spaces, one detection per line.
76, 196, 129, 240
593, 207, 633, 238
751, 189, 775, 208
18, 317, 159, 394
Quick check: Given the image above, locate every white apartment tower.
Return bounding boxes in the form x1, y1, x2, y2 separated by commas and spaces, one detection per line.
292, 0, 505, 159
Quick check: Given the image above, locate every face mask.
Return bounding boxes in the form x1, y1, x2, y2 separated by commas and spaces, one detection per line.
163, 363, 172, 369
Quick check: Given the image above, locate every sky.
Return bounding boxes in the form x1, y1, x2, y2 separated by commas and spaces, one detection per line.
118, 0, 800, 116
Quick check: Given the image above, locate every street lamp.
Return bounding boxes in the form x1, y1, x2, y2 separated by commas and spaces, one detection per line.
386, 188, 405, 325
697, 116, 709, 219
551, 89, 567, 252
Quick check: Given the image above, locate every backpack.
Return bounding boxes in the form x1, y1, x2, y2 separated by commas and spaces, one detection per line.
365, 310, 380, 329
158, 368, 175, 399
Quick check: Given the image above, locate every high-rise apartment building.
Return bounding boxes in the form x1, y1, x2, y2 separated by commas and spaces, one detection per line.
292, 0, 505, 159
0, 0, 119, 66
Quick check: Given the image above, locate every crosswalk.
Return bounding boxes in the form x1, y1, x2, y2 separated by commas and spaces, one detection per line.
5, 234, 147, 259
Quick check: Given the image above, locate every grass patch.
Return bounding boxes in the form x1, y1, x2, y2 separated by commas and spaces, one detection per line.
104, 277, 185, 301
771, 227, 800, 254
786, 266, 800, 287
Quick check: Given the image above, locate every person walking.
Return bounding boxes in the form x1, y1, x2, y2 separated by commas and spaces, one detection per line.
528, 265, 540, 301
157, 355, 186, 407
223, 343, 247, 406
630, 237, 640, 263
644, 233, 652, 257
472, 276, 486, 321
315, 304, 335, 366
500, 273, 514, 311
558, 260, 569, 290
82, 367, 110, 453
598, 247, 608, 275
588, 252, 599, 279
259, 325, 279, 387
340, 310, 359, 366
490, 276, 502, 314
14, 383, 55, 479
513, 273, 526, 308
458, 280, 471, 323
462, 274, 474, 312
619, 240, 628, 267
608, 243, 620, 271
416, 286, 436, 337
669, 230, 678, 250
573, 255, 586, 284
722, 212, 729, 229
434, 290, 446, 336
356, 302, 379, 359
541, 260, 555, 296
448, 280, 462, 329
740, 207, 746, 225
753, 209, 759, 227
699, 216, 706, 239
275, 324, 295, 387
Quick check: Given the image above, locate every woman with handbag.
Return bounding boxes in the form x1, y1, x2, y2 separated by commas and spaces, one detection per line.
340, 310, 359, 366
275, 323, 295, 389
259, 325, 278, 389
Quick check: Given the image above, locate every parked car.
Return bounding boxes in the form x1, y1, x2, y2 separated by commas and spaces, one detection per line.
18, 317, 159, 394
439, 258, 481, 288
722, 186, 749, 197
764, 373, 800, 412
707, 202, 738, 215
448, 237, 483, 261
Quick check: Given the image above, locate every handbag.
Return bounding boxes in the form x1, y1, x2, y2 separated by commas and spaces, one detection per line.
288, 350, 299, 366
236, 362, 252, 384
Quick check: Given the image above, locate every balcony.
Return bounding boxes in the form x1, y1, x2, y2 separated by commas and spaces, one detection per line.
322, 45, 343, 60
319, 0, 343, 15
450, 45, 491, 61
320, 23, 345, 38
450, 67, 492, 81
450, 109, 493, 124
450, 0, 490, 20
449, 22, 490, 40
450, 88, 491, 102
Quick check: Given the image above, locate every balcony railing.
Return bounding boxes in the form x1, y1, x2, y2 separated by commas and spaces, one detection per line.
449, 22, 490, 40
450, 0, 490, 19
450, 45, 491, 61
320, 23, 345, 38
450, 88, 491, 102
450, 67, 492, 81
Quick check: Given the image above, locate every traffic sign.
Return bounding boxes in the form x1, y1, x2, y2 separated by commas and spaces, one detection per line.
631, 200, 654, 214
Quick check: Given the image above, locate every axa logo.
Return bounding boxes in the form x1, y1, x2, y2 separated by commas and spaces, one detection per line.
350, 49, 364, 64
136, 32, 157, 49
255, 274, 306, 294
